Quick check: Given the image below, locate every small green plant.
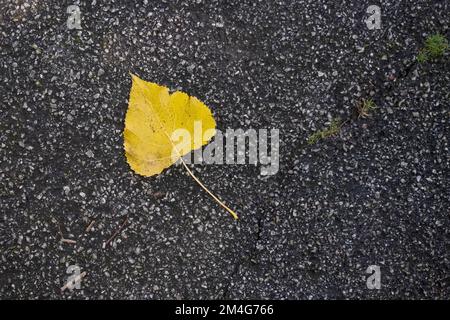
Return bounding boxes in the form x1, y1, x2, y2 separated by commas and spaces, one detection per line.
417, 33, 449, 63
74, 34, 82, 44
307, 118, 341, 145
417, 51, 428, 63
357, 98, 377, 118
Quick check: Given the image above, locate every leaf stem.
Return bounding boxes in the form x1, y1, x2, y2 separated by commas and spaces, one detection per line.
179, 157, 239, 220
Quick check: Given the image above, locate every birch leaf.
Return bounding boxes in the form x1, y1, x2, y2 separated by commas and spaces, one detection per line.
124, 74, 238, 219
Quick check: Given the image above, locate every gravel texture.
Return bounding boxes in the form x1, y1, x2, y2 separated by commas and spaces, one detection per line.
0, 0, 449, 299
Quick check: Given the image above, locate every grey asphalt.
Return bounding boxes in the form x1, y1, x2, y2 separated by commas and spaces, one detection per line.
0, 0, 449, 299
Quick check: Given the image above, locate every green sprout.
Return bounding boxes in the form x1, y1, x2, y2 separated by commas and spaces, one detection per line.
307, 118, 341, 145
357, 98, 377, 118
417, 33, 449, 63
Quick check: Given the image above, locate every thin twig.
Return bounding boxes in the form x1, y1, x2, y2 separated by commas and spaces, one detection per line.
104, 215, 129, 247
85, 219, 96, 232
56, 221, 77, 244
61, 238, 77, 244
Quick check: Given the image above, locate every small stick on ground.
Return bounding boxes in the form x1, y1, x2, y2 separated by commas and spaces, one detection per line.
104, 215, 129, 247
85, 219, 96, 232
61, 238, 77, 244
56, 221, 77, 245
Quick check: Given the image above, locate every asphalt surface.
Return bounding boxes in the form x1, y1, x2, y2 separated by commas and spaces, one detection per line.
1, 0, 449, 299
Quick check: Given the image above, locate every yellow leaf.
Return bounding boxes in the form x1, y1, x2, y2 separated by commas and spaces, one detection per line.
124, 74, 238, 219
